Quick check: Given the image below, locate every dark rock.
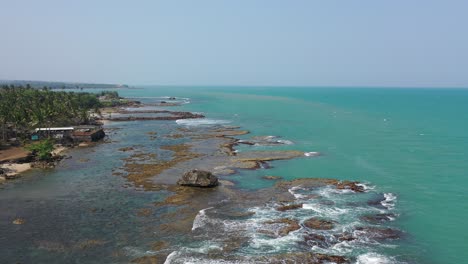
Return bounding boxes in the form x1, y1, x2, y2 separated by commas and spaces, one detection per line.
265, 252, 349, 264
355, 226, 403, 240
262, 175, 283, 180
360, 213, 396, 224
169, 97, 176, 100
336, 232, 355, 242
263, 218, 301, 236
335, 181, 365, 192
276, 203, 303, 211
275, 178, 364, 193
367, 193, 387, 209
177, 169, 218, 188
161, 101, 167, 103
103, 111, 204, 121
0, 168, 5, 175
303, 233, 329, 248
303, 218, 335, 230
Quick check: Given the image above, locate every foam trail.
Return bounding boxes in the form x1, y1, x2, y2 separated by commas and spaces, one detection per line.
356, 183, 374, 191
356, 253, 396, 264
163, 251, 178, 264
288, 186, 307, 199
176, 119, 231, 126
304, 151, 320, 157
277, 139, 294, 145
192, 207, 214, 231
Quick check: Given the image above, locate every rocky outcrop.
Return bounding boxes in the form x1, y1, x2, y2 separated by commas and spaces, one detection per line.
303, 218, 336, 230
177, 170, 219, 187
360, 213, 395, 224
102, 111, 204, 121
275, 178, 365, 193
355, 227, 402, 241
262, 175, 283, 180
264, 252, 349, 264
276, 203, 303, 211
263, 218, 301, 237
303, 233, 328, 248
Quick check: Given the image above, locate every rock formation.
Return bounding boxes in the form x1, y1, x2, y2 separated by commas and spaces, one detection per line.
177, 169, 219, 187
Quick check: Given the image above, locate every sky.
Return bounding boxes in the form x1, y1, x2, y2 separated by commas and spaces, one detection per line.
1, 0, 467, 87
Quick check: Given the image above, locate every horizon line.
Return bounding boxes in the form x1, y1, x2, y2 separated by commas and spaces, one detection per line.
1, 78, 467, 90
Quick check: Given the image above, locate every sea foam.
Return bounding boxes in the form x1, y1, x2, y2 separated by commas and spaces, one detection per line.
176, 119, 231, 126
381, 193, 397, 210
356, 253, 396, 264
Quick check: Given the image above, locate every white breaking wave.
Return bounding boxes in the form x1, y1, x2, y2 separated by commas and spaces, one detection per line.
277, 139, 294, 145
288, 186, 307, 199
192, 207, 214, 231
381, 193, 397, 210
163, 251, 178, 264
356, 253, 396, 264
304, 151, 320, 157
176, 119, 231, 126
302, 203, 349, 217
356, 183, 375, 191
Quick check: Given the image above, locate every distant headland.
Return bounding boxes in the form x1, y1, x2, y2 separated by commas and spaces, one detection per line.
0, 80, 130, 89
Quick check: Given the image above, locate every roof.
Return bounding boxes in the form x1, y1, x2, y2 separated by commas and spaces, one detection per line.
35, 127, 74, 131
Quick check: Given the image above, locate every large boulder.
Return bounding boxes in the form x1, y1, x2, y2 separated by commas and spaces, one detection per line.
177, 170, 219, 187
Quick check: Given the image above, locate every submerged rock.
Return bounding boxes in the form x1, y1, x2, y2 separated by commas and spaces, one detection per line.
355, 226, 403, 240
264, 252, 349, 264
336, 232, 356, 242
177, 170, 218, 188
303, 233, 328, 248
275, 178, 365, 193
367, 193, 387, 208
262, 175, 283, 180
303, 218, 335, 230
263, 218, 301, 237
360, 213, 396, 224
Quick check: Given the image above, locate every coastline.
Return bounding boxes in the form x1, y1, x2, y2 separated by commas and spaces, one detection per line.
0, 145, 68, 181
0, 93, 405, 264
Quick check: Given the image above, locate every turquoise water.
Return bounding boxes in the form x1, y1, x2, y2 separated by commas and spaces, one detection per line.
1, 86, 467, 263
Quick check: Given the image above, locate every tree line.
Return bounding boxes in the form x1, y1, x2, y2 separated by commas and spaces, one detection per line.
0, 85, 114, 143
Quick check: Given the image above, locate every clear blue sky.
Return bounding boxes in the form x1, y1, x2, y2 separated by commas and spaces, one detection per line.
1, 0, 467, 87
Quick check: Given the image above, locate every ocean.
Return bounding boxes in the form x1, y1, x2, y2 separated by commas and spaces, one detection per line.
1, 86, 467, 264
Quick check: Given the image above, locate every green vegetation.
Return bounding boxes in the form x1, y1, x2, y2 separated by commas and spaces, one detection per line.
26, 139, 54, 160
0, 85, 113, 143
98, 91, 125, 107
98, 91, 120, 99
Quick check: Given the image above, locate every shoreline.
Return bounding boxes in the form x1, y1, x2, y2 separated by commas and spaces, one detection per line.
0, 95, 400, 263
0, 145, 69, 181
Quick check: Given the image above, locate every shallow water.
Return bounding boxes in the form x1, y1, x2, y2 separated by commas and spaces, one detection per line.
1, 86, 468, 263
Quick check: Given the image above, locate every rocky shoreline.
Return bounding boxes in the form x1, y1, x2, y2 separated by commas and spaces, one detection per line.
108, 118, 403, 263
1, 96, 403, 263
